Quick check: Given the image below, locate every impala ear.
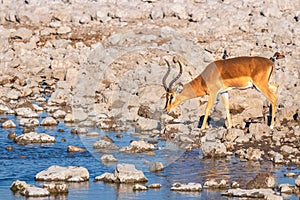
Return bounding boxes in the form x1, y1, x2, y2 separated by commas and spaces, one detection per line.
175, 83, 183, 94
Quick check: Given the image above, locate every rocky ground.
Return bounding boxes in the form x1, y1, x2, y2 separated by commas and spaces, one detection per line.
1, 0, 300, 198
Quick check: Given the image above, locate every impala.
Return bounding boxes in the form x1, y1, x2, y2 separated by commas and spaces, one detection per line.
163, 53, 285, 129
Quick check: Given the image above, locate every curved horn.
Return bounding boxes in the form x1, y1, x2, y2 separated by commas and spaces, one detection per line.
168, 57, 183, 90
163, 59, 171, 91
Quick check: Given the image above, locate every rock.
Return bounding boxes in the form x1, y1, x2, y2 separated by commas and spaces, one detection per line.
10, 180, 28, 193
133, 184, 148, 191
101, 154, 118, 163
15, 107, 33, 117
171, 182, 202, 192
280, 145, 299, 155
64, 113, 74, 123
203, 179, 227, 189
2, 120, 16, 128
95, 164, 148, 183
87, 132, 99, 136
19, 118, 39, 127
149, 162, 164, 172
94, 172, 117, 183
200, 140, 227, 158
136, 117, 159, 131
8, 131, 17, 139
35, 166, 89, 182
147, 183, 162, 189
14, 132, 55, 145
231, 181, 240, 188
40, 117, 58, 126
11, 28, 33, 40
52, 110, 66, 118
278, 184, 294, 194
43, 183, 68, 194
67, 145, 86, 152
6, 146, 14, 151
6, 89, 22, 100
120, 140, 155, 153
295, 175, 300, 187
21, 186, 50, 197
10, 180, 50, 197
245, 147, 264, 161
249, 123, 271, 140
93, 139, 119, 152
222, 188, 281, 199
57, 26, 72, 34
284, 172, 296, 177
115, 164, 148, 183
224, 128, 243, 142
246, 172, 276, 189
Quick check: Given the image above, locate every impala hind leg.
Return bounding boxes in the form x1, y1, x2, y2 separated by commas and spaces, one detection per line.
201, 94, 217, 129
221, 92, 232, 129
254, 83, 277, 129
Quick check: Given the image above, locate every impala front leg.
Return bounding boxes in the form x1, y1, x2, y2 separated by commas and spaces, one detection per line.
221, 92, 232, 129
201, 94, 217, 129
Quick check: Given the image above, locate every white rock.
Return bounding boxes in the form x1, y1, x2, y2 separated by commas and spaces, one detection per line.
101, 154, 118, 163
279, 184, 294, 193
114, 164, 148, 183
295, 175, 300, 187
15, 107, 33, 117
133, 184, 148, 191
21, 186, 50, 197
19, 118, 39, 127
203, 179, 226, 188
64, 113, 74, 123
223, 188, 280, 198
35, 166, 89, 182
149, 162, 164, 172
43, 183, 68, 193
14, 132, 55, 144
2, 120, 16, 128
57, 26, 72, 34
120, 140, 154, 153
171, 182, 202, 191
94, 172, 117, 183
40, 117, 58, 126
53, 110, 66, 118
6, 89, 22, 100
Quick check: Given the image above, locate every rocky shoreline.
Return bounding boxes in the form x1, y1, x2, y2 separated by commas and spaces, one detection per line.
1, 0, 299, 199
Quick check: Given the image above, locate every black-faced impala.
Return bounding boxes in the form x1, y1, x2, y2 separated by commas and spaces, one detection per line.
163, 53, 285, 129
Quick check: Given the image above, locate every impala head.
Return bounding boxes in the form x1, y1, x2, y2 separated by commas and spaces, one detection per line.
162, 57, 183, 113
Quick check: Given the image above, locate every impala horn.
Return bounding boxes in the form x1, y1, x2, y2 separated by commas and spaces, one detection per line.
163, 57, 183, 92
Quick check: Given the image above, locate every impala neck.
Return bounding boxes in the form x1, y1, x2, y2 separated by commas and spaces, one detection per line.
180, 75, 208, 100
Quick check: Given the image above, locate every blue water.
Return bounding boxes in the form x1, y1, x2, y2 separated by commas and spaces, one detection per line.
0, 114, 299, 200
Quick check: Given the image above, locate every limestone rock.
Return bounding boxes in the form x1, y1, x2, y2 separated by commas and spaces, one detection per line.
203, 179, 227, 189
133, 184, 148, 191
223, 188, 281, 199
115, 164, 148, 183
35, 165, 89, 182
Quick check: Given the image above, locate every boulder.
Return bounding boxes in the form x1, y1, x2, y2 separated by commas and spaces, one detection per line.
10, 180, 50, 197
245, 147, 264, 161
278, 184, 294, 194
35, 166, 89, 182
14, 132, 55, 145
19, 118, 39, 127
171, 182, 202, 192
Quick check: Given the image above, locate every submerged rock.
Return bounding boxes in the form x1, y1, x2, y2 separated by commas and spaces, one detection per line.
35, 165, 89, 182
14, 132, 55, 145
